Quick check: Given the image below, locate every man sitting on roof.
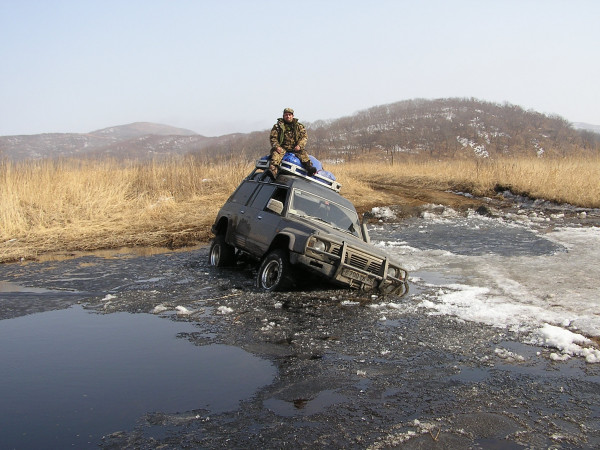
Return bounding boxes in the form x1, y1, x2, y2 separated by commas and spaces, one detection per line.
268, 107, 317, 178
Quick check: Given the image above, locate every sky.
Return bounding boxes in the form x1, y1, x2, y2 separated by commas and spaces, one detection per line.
1, 0, 599, 137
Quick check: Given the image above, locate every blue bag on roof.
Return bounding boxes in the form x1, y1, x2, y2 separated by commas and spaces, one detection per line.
263, 152, 336, 181
282, 152, 302, 166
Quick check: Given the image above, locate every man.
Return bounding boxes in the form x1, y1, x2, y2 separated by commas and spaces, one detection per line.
268, 108, 316, 178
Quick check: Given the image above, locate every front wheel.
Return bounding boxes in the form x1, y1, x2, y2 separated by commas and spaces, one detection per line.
256, 249, 292, 291
209, 235, 236, 267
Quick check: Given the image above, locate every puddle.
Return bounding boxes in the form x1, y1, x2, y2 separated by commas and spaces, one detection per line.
0, 305, 276, 449
18, 245, 207, 263
264, 389, 347, 417
0, 280, 76, 294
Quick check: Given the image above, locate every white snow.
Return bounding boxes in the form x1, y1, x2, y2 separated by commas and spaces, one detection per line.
379, 209, 600, 363
371, 206, 396, 221
175, 305, 192, 315
152, 304, 169, 314
341, 300, 360, 306
217, 305, 234, 314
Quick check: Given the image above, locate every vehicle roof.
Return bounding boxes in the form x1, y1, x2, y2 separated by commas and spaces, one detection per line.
250, 174, 356, 211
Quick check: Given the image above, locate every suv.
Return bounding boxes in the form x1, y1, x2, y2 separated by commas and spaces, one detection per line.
209, 159, 409, 296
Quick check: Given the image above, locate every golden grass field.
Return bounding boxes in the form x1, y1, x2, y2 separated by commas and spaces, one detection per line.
1, 155, 599, 263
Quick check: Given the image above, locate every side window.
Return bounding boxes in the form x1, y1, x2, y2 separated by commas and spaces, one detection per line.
271, 187, 288, 204
265, 187, 289, 213
249, 185, 276, 209
249, 185, 288, 213
229, 181, 258, 205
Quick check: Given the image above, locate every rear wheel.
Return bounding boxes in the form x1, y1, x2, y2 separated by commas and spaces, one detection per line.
209, 235, 235, 267
257, 249, 292, 291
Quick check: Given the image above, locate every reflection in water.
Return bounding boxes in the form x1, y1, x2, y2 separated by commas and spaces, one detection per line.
0, 306, 275, 449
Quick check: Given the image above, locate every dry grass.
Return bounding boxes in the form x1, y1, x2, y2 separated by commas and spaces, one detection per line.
1, 155, 599, 262
336, 156, 600, 208
0, 157, 251, 262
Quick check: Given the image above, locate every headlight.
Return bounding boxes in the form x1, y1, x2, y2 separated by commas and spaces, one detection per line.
312, 239, 327, 252
387, 266, 399, 278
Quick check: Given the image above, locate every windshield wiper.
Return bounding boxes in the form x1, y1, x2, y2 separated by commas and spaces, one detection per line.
296, 213, 331, 225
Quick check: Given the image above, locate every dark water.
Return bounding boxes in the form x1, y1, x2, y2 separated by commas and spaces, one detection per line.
370, 217, 565, 256
0, 305, 275, 449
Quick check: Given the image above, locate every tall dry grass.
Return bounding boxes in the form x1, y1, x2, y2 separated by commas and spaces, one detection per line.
0, 157, 251, 261
1, 155, 599, 262
336, 155, 600, 209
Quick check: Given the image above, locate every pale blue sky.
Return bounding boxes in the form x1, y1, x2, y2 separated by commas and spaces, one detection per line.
1, 0, 598, 136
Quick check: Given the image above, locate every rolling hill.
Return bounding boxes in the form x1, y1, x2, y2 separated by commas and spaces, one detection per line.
1, 99, 599, 162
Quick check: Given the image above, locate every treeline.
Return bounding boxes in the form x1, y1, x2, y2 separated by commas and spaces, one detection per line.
194, 98, 600, 162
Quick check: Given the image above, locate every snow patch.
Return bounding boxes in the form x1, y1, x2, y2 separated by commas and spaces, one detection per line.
175, 305, 192, 315
217, 305, 234, 314
152, 304, 169, 314
371, 206, 396, 221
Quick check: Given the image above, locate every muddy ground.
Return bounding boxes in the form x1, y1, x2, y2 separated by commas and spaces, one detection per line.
2, 236, 599, 449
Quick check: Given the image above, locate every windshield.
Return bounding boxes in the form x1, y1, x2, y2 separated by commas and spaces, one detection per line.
289, 188, 361, 237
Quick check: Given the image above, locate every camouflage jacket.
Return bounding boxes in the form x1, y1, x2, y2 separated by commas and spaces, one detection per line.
269, 118, 308, 151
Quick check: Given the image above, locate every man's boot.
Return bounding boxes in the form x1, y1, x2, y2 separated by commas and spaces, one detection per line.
267, 163, 279, 179
303, 161, 317, 176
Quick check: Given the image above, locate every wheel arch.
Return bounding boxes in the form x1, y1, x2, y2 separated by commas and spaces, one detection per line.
213, 216, 229, 236
266, 232, 294, 255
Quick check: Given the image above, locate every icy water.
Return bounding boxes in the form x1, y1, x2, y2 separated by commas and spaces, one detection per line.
370, 209, 600, 346
0, 305, 275, 449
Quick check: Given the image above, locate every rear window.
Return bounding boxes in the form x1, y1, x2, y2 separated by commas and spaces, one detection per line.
228, 181, 258, 205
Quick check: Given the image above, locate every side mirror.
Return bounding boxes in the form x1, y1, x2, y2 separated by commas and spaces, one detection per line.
361, 211, 373, 244
266, 199, 284, 215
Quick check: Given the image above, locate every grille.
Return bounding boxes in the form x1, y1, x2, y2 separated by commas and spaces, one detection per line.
329, 243, 383, 276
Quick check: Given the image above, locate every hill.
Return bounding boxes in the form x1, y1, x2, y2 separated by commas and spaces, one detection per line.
194, 98, 600, 162
0, 122, 213, 161
89, 122, 198, 140
1, 99, 599, 161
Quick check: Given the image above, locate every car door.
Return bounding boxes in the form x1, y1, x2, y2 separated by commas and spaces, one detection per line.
245, 185, 289, 256
227, 181, 259, 250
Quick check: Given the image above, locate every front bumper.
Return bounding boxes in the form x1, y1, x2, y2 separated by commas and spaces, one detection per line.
293, 240, 409, 296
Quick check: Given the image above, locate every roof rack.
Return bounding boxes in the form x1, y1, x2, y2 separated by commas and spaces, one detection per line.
255, 159, 342, 192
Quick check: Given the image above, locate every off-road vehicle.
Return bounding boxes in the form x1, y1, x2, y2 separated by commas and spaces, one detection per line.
209, 158, 409, 296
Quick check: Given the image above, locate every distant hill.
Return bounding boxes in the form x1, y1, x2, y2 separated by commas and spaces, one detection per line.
0, 122, 214, 161
1, 100, 599, 162
573, 122, 600, 134
302, 98, 600, 160
197, 98, 600, 161
90, 122, 198, 140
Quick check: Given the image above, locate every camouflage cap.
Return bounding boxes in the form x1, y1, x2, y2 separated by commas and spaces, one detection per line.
283, 107, 294, 115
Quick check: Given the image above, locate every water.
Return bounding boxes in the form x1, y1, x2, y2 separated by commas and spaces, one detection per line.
371, 216, 564, 256
370, 213, 600, 354
0, 305, 276, 449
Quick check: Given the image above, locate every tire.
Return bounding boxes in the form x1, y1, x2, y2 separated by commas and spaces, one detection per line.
257, 249, 292, 291
209, 235, 236, 267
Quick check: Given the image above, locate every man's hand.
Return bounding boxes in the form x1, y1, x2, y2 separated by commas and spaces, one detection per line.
276, 147, 284, 154
293, 145, 300, 151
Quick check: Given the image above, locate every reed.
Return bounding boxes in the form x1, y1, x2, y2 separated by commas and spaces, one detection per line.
1, 154, 598, 262
336, 156, 600, 208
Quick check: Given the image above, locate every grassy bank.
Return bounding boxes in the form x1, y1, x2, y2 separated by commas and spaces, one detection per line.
1, 155, 599, 262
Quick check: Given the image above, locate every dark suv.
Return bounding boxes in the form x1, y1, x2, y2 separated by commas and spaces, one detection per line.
209, 159, 408, 296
